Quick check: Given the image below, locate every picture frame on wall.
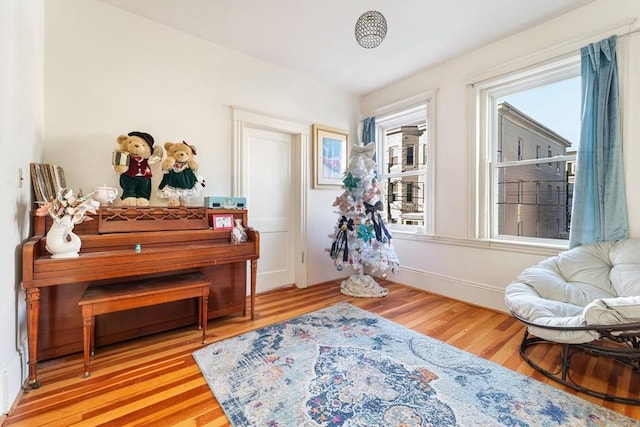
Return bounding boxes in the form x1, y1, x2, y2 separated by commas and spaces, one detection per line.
211, 214, 234, 230
312, 124, 349, 189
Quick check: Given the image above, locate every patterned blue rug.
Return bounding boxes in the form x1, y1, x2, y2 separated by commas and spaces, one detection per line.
193, 303, 638, 426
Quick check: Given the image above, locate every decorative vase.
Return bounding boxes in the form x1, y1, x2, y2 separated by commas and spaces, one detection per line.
45, 215, 81, 258
231, 219, 248, 244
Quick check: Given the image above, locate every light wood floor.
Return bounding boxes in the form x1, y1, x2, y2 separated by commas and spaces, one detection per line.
3, 280, 639, 425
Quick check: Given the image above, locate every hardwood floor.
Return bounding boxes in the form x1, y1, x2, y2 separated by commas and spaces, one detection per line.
3, 280, 639, 425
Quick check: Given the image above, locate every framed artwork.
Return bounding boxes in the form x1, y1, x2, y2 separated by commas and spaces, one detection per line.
212, 214, 234, 230
312, 124, 349, 189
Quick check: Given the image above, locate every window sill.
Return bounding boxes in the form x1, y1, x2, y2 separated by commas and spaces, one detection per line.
389, 229, 566, 257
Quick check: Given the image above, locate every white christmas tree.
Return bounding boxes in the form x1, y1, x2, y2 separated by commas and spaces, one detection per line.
327, 142, 399, 297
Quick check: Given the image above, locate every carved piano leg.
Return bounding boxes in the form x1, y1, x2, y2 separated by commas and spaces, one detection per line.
250, 259, 258, 320
82, 311, 94, 378
201, 294, 209, 344
25, 288, 41, 389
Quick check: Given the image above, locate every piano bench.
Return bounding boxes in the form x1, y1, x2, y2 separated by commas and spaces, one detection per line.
77, 272, 210, 378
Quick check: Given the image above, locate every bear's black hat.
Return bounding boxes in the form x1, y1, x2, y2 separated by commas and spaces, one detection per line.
127, 131, 154, 148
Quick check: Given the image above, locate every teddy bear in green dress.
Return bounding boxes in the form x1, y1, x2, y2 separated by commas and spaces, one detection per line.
157, 141, 205, 207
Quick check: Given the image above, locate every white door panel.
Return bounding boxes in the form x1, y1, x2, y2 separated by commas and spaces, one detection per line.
256, 233, 293, 286
246, 127, 295, 292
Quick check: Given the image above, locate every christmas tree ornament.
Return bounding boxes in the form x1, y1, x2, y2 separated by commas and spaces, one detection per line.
342, 172, 361, 191
357, 223, 375, 241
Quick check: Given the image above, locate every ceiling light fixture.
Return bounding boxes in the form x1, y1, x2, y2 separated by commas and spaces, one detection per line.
354, 10, 387, 49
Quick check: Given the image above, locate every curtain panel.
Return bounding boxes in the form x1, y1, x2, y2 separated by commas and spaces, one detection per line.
362, 117, 376, 145
569, 35, 628, 248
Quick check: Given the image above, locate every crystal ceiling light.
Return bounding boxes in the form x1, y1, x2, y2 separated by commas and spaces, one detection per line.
355, 10, 387, 49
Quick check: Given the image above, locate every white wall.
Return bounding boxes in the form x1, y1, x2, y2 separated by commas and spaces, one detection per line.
0, 0, 43, 414
361, 0, 640, 312
44, 0, 354, 288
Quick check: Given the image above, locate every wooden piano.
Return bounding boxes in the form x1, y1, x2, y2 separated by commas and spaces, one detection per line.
22, 207, 259, 388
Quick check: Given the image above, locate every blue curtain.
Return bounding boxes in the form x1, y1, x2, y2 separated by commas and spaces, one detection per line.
569, 35, 628, 248
362, 117, 375, 145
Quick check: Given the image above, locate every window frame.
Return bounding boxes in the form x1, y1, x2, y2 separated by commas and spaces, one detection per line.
369, 91, 436, 236
473, 55, 580, 247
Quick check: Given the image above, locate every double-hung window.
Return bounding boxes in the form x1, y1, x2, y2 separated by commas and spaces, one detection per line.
373, 94, 434, 235
474, 55, 580, 245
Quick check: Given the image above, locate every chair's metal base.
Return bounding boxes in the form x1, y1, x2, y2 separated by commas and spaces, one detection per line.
518, 328, 640, 405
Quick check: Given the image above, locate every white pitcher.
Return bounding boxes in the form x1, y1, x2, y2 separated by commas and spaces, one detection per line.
46, 214, 81, 258
92, 186, 119, 205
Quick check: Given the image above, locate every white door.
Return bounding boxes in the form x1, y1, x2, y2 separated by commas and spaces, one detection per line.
245, 127, 296, 292
233, 107, 308, 292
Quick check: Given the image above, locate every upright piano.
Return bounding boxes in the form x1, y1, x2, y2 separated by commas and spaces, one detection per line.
22, 207, 259, 388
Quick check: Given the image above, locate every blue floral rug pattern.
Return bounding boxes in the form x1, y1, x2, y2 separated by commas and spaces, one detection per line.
192, 303, 638, 426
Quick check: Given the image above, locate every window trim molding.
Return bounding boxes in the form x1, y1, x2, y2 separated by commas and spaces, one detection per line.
470, 54, 581, 247
369, 89, 437, 236
463, 20, 636, 89
362, 90, 436, 119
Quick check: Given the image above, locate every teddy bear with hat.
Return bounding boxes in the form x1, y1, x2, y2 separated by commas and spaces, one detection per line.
112, 131, 163, 206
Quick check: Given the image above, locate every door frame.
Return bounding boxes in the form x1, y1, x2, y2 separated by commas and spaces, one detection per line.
231, 106, 308, 289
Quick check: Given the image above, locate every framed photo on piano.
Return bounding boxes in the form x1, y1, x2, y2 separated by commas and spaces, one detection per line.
212, 214, 234, 230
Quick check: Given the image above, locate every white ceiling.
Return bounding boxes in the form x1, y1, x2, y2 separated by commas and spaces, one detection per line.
100, 0, 592, 95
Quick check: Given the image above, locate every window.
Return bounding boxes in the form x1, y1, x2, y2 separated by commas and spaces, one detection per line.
406, 181, 414, 203
388, 181, 396, 202
389, 146, 399, 167
374, 95, 435, 234
405, 144, 415, 167
474, 55, 580, 244
517, 138, 523, 160
517, 180, 524, 204
381, 121, 425, 227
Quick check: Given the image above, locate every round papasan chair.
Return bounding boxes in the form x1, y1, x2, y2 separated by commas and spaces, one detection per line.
504, 238, 640, 404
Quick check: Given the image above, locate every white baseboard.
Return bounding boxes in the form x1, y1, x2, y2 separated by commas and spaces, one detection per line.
1, 352, 23, 415
392, 267, 509, 313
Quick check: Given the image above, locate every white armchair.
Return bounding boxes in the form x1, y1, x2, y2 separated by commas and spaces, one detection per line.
505, 238, 640, 404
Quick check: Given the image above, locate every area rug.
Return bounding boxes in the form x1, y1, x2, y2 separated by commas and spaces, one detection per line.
193, 303, 638, 426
